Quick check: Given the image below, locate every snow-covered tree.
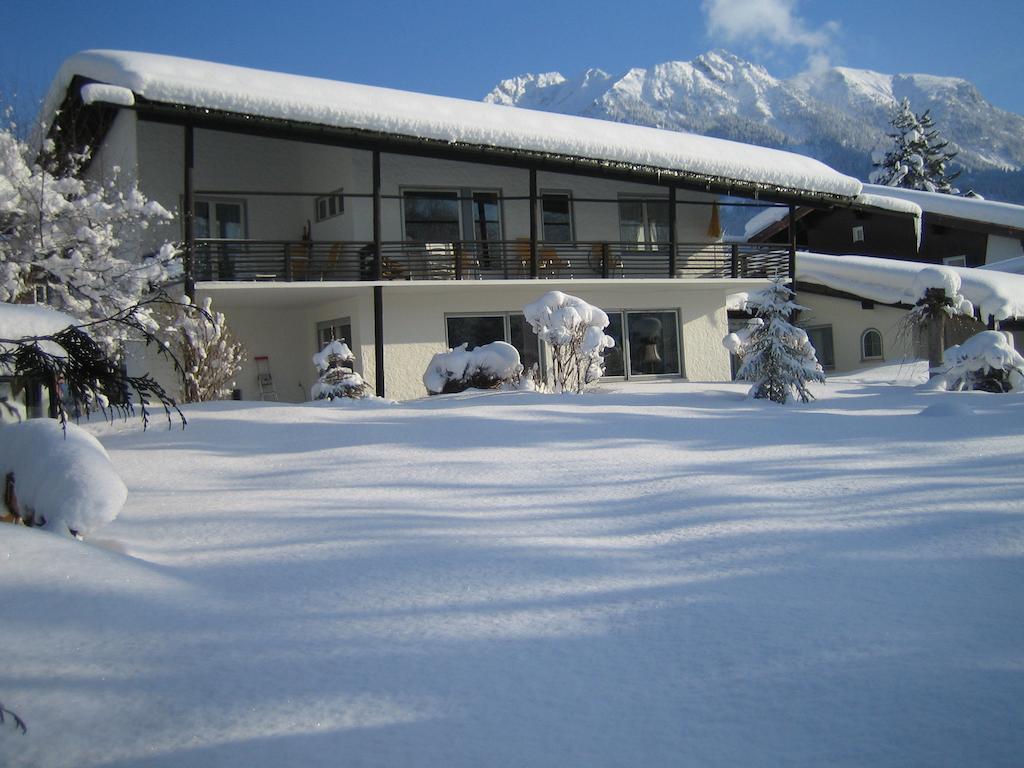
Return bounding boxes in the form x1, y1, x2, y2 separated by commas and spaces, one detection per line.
724, 279, 825, 404
0, 125, 180, 354
523, 291, 615, 394
311, 340, 371, 400
869, 98, 960, 193
165, 296, 245, 403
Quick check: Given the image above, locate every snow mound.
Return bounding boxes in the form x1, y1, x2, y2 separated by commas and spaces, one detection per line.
0, 419, 127, 536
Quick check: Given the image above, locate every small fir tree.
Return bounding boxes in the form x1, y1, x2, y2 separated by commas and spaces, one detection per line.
726, 279, 825, 404
311, 340, 371, 400
870, 98, 960, 193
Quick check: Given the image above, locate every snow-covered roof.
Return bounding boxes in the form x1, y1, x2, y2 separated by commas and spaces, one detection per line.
797, 251, 1024, 321
43, 50, 863, 201
979, 255, 1024, 275
861, 184, 1024, 231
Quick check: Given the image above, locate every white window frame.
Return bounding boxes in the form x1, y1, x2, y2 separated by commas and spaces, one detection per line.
602, 309, 684, 380
861, 328, 883, 361
617, 194, 670, 250
314, 188, 344, 222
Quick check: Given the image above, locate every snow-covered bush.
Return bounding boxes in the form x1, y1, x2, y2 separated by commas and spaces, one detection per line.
312, 340, 371, 400
0, 126, 180, 355
423, 341, 524, 395
724, 279, 825, 404
929, 331, 1024, 393
165, 296, 245, 403
0, 418, 127, 537
522, 291, 614, 393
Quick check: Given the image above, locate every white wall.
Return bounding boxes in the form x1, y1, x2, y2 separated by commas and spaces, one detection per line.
372, 280, 750, 401
136, 129, 723, 247
986, 235, 1024, 265
796, 292, 916, 373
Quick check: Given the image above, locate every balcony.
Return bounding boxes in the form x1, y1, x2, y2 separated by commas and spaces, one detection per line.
193, 239, 791, 283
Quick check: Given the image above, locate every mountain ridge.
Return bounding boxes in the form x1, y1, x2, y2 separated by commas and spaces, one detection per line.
485, 51, 1024, 203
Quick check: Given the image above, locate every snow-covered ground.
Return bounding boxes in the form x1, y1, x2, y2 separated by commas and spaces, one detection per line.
3, 367, 1023, 767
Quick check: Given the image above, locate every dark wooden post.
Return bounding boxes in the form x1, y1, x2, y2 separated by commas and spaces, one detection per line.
373, 285, 385, 397
788, 204, 797, 284
529, 168, 538, 278
925, 287, 946, 376
183, 124, 196, 300
601, 242, 610, 279
372, 150, 383, 281
731, 243, 740, 278
668, 187, 677, 278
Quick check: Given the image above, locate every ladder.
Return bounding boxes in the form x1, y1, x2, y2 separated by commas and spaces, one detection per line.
254, 356, 278, 401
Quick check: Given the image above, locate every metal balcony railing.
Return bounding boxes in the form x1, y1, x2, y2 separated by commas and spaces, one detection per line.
192, 239, 791, 283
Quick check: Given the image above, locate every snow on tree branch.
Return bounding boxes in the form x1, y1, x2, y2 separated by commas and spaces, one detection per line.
869, 97, 960, 194
523, 291, 614, 394
724, 279, 825, 404
0, 125, 181, 355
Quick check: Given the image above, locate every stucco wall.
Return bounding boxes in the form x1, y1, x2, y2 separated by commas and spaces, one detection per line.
796, 292, 916, 373
372, 280, 753, 401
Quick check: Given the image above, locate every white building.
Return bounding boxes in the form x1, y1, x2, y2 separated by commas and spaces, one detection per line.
41, 51, 868, 400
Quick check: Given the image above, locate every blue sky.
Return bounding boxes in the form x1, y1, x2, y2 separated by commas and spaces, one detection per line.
4, 0, 1023, 119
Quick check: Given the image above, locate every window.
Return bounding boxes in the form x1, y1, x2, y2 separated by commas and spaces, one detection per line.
943, 255, 968, 267
861, 328, 883, 360
193, 198, 246, 280
403, 189, 504, 246
446, 313, 541, 373
804, 325, 835, 369
194, 199, 245, 240
469, 192, 501, 243
314, 189, 344, 222
852, 225, 865, 243
602, 310, 682, 378
316, 318, 353, 352
619, 197, 669, 248
403, 191, 460, 242
541, 193, 573, 243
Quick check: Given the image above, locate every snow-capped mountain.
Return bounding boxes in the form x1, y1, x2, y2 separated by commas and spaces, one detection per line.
486, 51, 1024, 202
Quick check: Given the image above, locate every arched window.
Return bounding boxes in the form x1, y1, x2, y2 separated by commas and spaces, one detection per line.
861, 328, 883, 360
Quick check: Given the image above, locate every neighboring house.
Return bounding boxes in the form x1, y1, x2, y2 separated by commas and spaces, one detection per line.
40, 51, 869, 401
748, 183, 1024, 268
744, 184, 1024, 370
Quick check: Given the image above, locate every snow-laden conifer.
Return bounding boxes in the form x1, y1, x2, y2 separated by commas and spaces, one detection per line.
870, 98, 960, 193
724, 279, 825, 404
311, 340, 371, 400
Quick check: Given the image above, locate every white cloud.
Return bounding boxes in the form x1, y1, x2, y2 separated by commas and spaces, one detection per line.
702, 0, 839, 61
